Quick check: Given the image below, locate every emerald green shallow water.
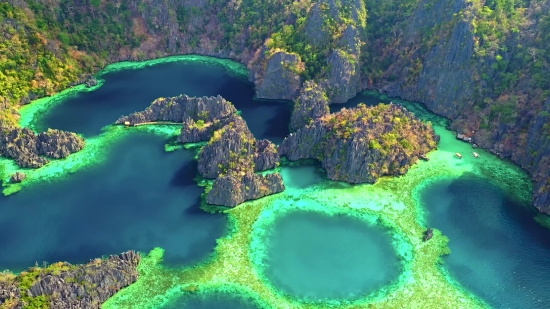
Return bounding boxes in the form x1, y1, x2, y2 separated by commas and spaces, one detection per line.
258, 209, 400, 301
3, 55, 549, 309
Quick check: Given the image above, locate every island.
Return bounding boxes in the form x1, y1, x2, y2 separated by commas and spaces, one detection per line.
281, 103, 438, 183
0, 127, 84, 169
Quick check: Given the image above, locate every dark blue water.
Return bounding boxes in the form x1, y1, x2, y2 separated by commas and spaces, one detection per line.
37, 60, 291, 144
0, 133, 228, 271
261, 210, 400, 301
161, 292, 260, 309
422, 175, 550, 309
0, 59, 296, 272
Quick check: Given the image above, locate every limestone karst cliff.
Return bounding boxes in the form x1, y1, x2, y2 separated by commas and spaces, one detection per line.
0, 127, 85, 169
281, 103, 438, 183
2, 0, 549, 211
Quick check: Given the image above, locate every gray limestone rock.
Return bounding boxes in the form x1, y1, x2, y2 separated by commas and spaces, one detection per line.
280, 104, 437, 183
9, 172, 25, 183
0, 251, 140, 309
0, 127, 85, 168
207, 172, 285, 207
255, 51, 302, 100
290, 80, 330, 131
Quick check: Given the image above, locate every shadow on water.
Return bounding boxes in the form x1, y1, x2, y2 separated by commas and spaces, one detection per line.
421, 174, 550, 309
171, 159, 199, 188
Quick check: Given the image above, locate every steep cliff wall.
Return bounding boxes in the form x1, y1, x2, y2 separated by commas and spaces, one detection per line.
2, 0, 549, 211
280, 104, 437, 183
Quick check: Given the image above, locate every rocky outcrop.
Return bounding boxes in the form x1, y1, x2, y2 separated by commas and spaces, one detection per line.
254, 51, 302, 100
321, 23, 363, 104
115, 95, 236, 126
0, 251, 140, 309
290, 80, 330, 131
254, 139, 279, 171
197, 115, 284, 206
197, 117, 255, 179
118, 94, 283, 207
0, 127, 85, 168
9, 172, 25, 183
207, 172, 284, 207
279, 104, 437, 183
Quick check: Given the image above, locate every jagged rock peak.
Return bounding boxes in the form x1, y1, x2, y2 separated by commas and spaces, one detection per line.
0, 127, 85, 168
197, 117, 256, 179
207, 172, 285, 207
0, 251, 140, 308
115, 94, 236, 125
290, 80, 330, 131
322, 49, 361, 103
255, 51, 302, 100
279, 103, 438, 183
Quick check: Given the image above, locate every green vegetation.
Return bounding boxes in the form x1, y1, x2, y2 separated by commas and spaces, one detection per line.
0, 1, 144, 126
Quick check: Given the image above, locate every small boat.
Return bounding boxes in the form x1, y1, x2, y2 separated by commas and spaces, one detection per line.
124, 121, 131, 127
455, 152, 462, 159
472, 152, 479, 158
419, 154, 429, 161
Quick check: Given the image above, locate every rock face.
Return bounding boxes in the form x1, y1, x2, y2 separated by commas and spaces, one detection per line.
9, 172, 25, 183
197, 117, 255, 179
279, 104, 437, 183
290, 80, 330, 131
197, 116, 284, 207
117, 94, 283, 207
254, 51, 302, 100
0, 251, 140, 309
254, 139, 279, 171
115, 94, 236, 126
0, 127, 85, 168
207, 172, 285, 207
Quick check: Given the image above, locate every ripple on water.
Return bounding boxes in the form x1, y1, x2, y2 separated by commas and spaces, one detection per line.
161, 292, 260, 309
258, 209, 400, 302
0, 133, 227, 271
421, 175, 550, 309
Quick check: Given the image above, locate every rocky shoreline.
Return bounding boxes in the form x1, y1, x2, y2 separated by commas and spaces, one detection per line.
0, 251, 140, 309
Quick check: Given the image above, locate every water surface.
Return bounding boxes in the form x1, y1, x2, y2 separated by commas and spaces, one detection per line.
0, 133, 227, 271
422, 175, 550, 309
36, 60, 291, 143
261, 210, 400, 301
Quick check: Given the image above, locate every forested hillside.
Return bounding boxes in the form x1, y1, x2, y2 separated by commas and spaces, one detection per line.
0, 0, 549, 212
